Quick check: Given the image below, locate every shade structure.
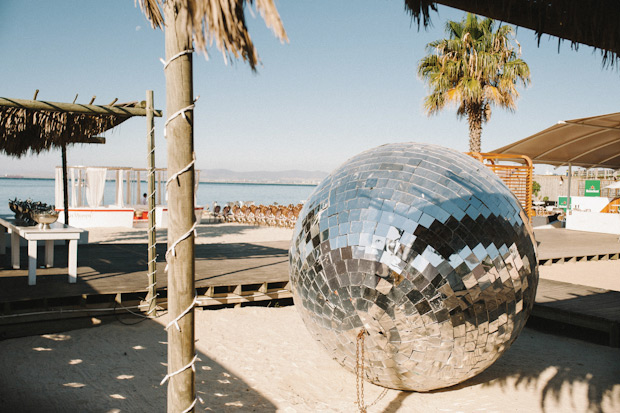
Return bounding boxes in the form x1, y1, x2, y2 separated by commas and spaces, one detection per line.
492, 112, 620, 169
0, 97, 162, 157
404, 1, 620, 67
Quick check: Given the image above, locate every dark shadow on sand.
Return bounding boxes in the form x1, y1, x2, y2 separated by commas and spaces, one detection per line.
0, 316, 277, 412
394, 327, 620, 413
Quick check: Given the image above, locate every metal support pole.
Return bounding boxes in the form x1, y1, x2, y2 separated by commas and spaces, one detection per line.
567, 163, 572, 211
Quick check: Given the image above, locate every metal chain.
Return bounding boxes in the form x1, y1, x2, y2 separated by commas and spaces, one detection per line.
355, 329, 367, 413
355, 329, 389, 412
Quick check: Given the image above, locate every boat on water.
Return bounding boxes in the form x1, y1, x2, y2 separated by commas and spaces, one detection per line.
54, 166, 203, 228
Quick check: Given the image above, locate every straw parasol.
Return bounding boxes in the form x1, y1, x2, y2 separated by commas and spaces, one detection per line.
0, 96, 162, 224
0, 98, 148, 157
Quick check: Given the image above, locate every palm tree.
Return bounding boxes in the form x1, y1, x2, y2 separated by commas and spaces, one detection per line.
417, 13, 530, 152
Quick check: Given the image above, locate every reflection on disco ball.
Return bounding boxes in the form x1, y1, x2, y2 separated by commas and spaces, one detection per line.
288, 142, 538, 391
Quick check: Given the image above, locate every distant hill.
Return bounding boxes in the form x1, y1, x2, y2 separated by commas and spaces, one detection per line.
199, 169, 328, 185
1, 169, 329, 184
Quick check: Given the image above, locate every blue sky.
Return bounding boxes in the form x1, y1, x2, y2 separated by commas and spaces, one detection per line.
1, 0, 618, 177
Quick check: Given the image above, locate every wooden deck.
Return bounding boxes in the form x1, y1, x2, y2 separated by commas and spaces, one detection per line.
533, 279, 620, 347
0, 240, 291, 302
1, 227, 619, 346
0, 240, 293, 339
534, 227, 620, 264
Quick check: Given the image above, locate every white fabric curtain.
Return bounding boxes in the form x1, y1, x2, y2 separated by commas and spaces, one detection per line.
85, 168, 107, 207
70, 168, 77, 207
194, 170, 201, 206
54, 167, 64, 208
77, 169, 83, 207
115, 170, 125, 207
136, 171, 142, 205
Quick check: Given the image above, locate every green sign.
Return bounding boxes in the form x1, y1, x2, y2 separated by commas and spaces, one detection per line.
558, 196, 570, 209
584, 180, 600, 197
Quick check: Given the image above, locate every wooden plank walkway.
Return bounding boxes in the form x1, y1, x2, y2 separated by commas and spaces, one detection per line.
533, 279, 620, 347
534, 228, 620, 264
1, 228, 619, 346
0, 241, 291, 303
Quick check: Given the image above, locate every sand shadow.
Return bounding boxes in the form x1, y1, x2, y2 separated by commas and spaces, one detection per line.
418, 327, 620, 413
0, 316, 277, 412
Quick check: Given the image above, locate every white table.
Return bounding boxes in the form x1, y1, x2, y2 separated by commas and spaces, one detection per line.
0, 216, 84, 285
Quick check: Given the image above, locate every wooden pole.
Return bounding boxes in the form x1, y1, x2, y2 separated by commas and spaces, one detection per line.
164, 3, 195, 412
61, 114, 72, 226
61, 144, 69, 226
146, 90, 157, 316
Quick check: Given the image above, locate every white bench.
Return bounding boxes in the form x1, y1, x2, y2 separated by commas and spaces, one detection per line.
0, 216, 84, 285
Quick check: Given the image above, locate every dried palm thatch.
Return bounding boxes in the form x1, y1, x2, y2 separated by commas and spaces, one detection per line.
0, 100, 147, 157
137, 0, 288, 70
404, 0, 620, 68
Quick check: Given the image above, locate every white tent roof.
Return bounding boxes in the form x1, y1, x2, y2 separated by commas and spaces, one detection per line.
492, 112, 620, 169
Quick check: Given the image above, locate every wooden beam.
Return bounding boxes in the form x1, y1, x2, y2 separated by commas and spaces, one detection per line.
68, 136, 106, 144
0, 97, 163, 118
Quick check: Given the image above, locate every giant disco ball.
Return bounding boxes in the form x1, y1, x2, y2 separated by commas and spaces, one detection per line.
288, 142, 538, 391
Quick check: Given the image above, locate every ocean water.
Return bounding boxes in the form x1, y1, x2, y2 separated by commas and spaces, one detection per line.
0, 178, 317, 215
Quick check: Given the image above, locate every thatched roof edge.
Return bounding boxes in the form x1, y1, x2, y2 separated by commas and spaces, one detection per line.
405, 0, 620, 68
0, 96, 161, 158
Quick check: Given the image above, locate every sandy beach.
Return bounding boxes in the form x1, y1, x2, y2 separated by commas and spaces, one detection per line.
0, 224, 619, 412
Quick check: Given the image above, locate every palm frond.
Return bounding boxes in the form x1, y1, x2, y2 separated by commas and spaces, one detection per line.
137, 0, 287, 71
255, 0, 288, 41
423, 92, 447, 115
187, 0, 289, 70
136, 0, 164, 29
403, 0, 437, 30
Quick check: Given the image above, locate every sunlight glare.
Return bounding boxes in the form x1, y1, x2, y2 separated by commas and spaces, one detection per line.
63, 382, 86, 388
42, 334, 71, 341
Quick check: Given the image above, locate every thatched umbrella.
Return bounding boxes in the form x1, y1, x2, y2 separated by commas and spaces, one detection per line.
0, 97, 157, 225
137, 1, 287, 411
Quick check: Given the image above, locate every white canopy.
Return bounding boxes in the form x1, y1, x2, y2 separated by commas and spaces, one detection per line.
493, 112, 620, 169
